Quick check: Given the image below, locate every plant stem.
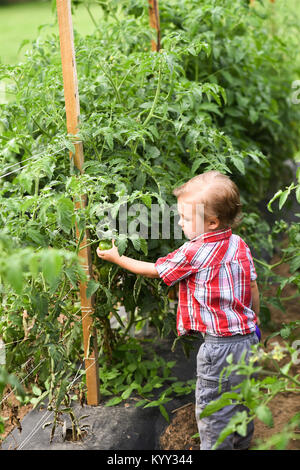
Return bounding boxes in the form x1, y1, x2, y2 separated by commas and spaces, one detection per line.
142, 64, 162, 128
253, 254, 295, 271
253, 257, 271, 269
75, 228, 85, 255
281, 294, 300, 302
58, 274, 67, 302
32, 116, 51, 138
98, 62, 122, 104
117, 64, 138, 92
85, 3, 98, 29
41, 272, 47, 292
122, 308, 136, 337
271, 358, 300, 387
32, 171, 40, 219
195, 60, 199, 82
79, 239, 99, 251
270, 254, 295, 270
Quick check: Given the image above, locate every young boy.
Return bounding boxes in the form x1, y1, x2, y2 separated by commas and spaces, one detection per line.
97, 170, 260, 450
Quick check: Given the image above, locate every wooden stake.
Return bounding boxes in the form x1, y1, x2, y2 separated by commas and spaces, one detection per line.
56, 0, 100, 406
148, 0, 160, 51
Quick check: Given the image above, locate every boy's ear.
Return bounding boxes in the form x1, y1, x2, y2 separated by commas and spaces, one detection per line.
209, 217, 221, 230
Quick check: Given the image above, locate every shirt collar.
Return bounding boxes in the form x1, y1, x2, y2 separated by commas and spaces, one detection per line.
190, 228, 232, 244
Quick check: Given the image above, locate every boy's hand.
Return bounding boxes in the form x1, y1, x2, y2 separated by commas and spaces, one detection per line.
96, 239, 121, 264
97, 240, 159, 278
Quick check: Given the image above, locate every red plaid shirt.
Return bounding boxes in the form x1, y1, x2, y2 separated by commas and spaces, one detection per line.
154, 228, 258, 337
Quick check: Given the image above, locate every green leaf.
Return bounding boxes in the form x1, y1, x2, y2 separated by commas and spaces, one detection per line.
57, 196, 75, 234
129, 235, 148, 255
55, 379, 69, 408
6, 256, 23, 294
139, 237, 148, 256
144, 400, 160, 408
280, 362, 292, 375
134, 172, 146, 190
199, 394, 235, 418
31, 390, 48, 409
191, 158, 202, 174
146, 146, 160, 159
65, 140, 76, 154
141, 194, 152, 208
159, 405, 170, 422
116, 235, 128, 256
20, 197, 35, 214
127, 363, 137, 373
28, 253, 39, 278
41, 250, 63, 286
212, 411, 249, 450
267, 190, 282, 213
31, 292, 49, 318
279, 190, 289, 210
65, 264, 80, 287
231, 156, 245, 175
280, 325, 292, 339
27, 228, 47, 246
105, 396, 123, 407
86, 279, 100, 299
290, 255, 300, 273
105, 132, 114, 151
249, 108, 259, 124
236, 419, 247, 437
121, 387, 134, 400
267, 296, 285, 312
32, 384, 42, 396
135, 399, 148, 407
256, 405, 273, 427
142, 383, 154, 394
110, 309, 125, 328
130, 234, 141, 251
133, 276, 143, 303
17, 172, 33, 193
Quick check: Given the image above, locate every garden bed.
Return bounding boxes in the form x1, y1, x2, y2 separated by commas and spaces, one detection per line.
1, 255, 299, 450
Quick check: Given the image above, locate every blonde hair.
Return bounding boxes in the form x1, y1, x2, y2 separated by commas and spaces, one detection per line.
173, 171, 242, 228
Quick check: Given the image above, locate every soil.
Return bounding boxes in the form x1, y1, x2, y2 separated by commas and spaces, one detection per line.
1, 254, 299, 450
0, 388, 33, 444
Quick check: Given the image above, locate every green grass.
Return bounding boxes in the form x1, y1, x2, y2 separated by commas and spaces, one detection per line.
0, 0, 103, 65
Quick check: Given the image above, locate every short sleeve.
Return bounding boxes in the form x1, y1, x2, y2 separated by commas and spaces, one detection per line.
154, 245, 196, 287
245, 245, 257, 281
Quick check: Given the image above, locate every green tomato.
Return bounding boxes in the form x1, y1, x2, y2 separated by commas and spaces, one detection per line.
98, 240, 113, 250
99, 265, 110, 281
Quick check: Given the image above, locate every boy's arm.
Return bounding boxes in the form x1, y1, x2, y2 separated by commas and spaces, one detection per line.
251, 280, 260, 321
115, 256, 160, 278
96, 242, 160, 279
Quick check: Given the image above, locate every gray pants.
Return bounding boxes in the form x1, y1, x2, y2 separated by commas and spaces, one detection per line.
195, 332, 259, 450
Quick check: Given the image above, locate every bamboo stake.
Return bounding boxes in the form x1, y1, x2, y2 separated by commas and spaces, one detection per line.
148, 0, 160, 52
56, 0, 100, 406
